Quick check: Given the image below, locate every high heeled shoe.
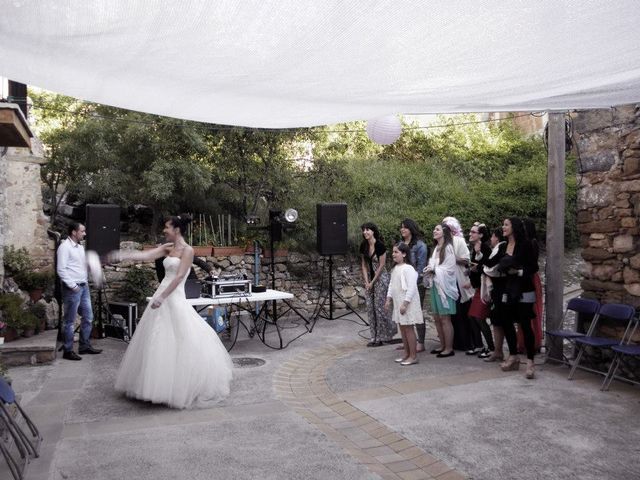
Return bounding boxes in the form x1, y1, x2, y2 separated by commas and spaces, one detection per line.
500, 357, 520, 371
483, 352, 504, 363
525, 364, 535, 379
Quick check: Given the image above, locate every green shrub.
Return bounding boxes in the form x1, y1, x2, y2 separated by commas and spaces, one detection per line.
0, 293, 31, 331
119, 267, 156, 305
3, 246, 33, 275
15, 270, 54, 291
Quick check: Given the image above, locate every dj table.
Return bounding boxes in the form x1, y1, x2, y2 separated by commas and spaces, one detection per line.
187, 289, 310, 351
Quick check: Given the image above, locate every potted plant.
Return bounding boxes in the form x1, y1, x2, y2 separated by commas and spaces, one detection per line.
3, 245, 33, 275
16, 270, 53, 302
0, 293, 28, 341
21, 311, 38, 338
30, 302, 48, 334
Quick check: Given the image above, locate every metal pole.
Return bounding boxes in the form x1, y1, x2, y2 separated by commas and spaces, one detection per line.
328, 256, 334, 319
270, 220, 277, 321
546, 112, 566, 362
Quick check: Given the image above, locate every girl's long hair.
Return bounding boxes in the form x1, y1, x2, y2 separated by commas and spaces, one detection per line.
435, 223, 454, 264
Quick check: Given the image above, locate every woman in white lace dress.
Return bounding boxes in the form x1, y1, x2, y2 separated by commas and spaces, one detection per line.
109, 214, 233, 409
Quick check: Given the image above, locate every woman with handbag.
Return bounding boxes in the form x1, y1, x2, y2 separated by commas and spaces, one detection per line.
486, 217, 538, 379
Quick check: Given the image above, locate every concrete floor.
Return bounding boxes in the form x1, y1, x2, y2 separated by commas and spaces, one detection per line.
2, 312, 639, 480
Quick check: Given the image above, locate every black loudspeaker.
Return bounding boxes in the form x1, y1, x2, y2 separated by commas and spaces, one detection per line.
317, 203, 348, 255
85, 204, 121, 256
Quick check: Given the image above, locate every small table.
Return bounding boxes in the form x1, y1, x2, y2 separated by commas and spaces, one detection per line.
186, 289, 309, 351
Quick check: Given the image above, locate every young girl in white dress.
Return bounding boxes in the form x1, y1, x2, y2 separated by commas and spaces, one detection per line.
385, 242, 424, 366
109, 214, 233, 409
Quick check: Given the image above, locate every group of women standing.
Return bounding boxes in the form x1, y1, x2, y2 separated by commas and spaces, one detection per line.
359, 216, 542, 379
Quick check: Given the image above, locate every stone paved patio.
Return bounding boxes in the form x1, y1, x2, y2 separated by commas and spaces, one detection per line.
1, 305, 639, 480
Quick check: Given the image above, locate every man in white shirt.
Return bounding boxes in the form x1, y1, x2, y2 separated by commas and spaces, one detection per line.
56, 222, 102, 360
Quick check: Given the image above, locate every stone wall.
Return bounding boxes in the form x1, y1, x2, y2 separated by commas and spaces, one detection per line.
104, 244, 366, 313
574, 104, 640, 309
1, 139, 52, 269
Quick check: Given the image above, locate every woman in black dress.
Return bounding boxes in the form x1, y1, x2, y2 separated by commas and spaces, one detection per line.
485, 217, 538, 379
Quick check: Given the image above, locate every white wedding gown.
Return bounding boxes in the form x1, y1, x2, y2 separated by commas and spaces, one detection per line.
115, 256, 233, 409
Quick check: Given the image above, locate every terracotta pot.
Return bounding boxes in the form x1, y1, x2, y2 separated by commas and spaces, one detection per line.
29, 288, 43, 302
90, 325, 103, 339
3, 327, 19, 342
212, 246, 245, 257
192, 246, 213, 257
244, 247, 288, 258
22, 328, 35, 338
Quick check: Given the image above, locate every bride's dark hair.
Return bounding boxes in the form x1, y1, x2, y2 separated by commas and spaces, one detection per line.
167, 213, 193, 235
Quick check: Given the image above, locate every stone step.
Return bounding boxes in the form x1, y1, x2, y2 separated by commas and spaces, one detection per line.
0, 329, 57, 366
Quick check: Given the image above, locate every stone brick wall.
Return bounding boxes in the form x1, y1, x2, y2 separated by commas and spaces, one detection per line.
1, 140, 52, 269
104, 244, 366, 313
575, 104, 640, 308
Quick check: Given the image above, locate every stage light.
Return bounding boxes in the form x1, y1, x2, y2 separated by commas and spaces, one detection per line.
245, 215, 260, 225
284, 208, 298, 223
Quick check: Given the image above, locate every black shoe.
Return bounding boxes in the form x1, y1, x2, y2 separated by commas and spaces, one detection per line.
478, 348, 492, 358
430, 348, 443, 355
366, 341, 383, 347
436, 351, 455, 358
62, 350, 82, 361
79, 346, 103, 355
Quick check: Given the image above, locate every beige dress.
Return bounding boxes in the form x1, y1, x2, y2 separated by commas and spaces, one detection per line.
386, 264, 424, 325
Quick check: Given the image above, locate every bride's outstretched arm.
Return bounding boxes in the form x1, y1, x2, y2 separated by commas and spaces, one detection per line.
149, 246, 194, 309
108, 243, 173, 264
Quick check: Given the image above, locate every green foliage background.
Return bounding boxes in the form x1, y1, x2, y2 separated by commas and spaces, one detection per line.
31, 91, 577, 250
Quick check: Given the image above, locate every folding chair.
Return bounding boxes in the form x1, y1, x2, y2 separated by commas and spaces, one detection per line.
568, 303, 637, 381
0, 377, 42, 480
546, 297, 600, 365
601, 318, 640, 391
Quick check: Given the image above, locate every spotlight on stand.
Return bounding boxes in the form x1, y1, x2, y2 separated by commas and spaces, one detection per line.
269, 208, 298, 241
245, 215, 261, 225
267, 207, 298, 320
283, 208, 298, 223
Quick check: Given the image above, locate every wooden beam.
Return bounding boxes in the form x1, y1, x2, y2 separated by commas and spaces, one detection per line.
0, 103, 32, 148
546, 112, 566, 361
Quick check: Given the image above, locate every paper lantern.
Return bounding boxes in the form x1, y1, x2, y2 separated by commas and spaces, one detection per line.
366, 115, 402, 145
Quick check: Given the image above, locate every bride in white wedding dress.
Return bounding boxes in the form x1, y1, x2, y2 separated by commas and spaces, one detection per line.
109, 214, 233, 409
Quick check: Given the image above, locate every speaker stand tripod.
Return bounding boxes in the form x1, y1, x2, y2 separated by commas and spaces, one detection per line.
314, 255, 368, 330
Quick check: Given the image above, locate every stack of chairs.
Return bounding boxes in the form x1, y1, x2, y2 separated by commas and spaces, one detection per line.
602, 314, 640, 391
546, 297, 601, 365
566, 303, 637, 386
0, 377, 42, 480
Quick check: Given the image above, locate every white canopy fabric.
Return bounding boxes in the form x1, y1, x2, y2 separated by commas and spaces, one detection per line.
1, 0, 640, 128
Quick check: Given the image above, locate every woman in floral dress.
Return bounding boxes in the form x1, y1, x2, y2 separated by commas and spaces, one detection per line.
359, 222, 395, 346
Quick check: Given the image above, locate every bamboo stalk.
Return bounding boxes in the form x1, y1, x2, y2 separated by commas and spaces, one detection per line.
203, 213, 208, 245
218, 214, 223, 246
209, 215, 216, 246
228, 214, 231, 246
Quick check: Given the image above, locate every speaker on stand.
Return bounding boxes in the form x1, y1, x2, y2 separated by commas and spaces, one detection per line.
314, 203, 367, 328
85, 204, 121, 337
